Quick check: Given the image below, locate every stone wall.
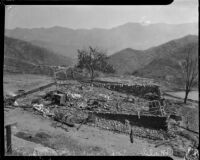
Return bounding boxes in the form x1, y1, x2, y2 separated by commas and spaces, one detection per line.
89, 112, 167, 140
93, 112, 168, 131
92, 80, 161, 98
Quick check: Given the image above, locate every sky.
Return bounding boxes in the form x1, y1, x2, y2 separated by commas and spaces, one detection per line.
5, 0, 198, 29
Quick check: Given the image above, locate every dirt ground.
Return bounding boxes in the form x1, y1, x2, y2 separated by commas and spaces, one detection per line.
3, 73, 53, 96
5, 107, 183, 158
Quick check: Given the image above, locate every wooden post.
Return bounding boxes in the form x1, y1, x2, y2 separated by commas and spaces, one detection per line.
5, 125, 12, 154
4, 122, 17, 155
130, 127, 134, 143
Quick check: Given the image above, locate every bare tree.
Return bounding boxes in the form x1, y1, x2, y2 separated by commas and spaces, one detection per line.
180, 45, 198, 104
76, 46, 115, 82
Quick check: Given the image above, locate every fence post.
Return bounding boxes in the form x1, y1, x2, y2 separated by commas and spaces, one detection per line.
4, 122, 17, 155
5, 125, 12, 154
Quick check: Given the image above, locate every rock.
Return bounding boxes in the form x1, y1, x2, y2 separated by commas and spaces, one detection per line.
77, 101, 87, 109
33, 104, 44, 110
42, 100, 52, 106
33, 146, 58, 156
68, 93, 82, 99
99, 94, 111, 100
87, 99, 99, 105
14, 101, 19, 107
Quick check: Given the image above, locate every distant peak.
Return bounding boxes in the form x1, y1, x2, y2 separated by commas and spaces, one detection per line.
141, 22, 151, 26
111, 22, 142, 29
124, 48, 134, 51
121, 22, 142, 27
172, 34, 198, 42
6, 22, 198, 31
183, 34, 197, 38
119, 48, 141, 53
13, 27, 24, 30
50, 26, 68, 29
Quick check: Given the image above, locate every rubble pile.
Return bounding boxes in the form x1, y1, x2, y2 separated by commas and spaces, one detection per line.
33, 104, 54, 117
16, 81, 166, 127
10, 78, 177, 141
55, 84, 139, 114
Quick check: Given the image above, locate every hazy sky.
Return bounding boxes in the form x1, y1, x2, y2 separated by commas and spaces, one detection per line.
5, 0, 198, 29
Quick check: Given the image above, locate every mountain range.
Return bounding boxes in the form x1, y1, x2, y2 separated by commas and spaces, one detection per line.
108, 35, 198, 86
133, 35, 198, 84
4, 23, 198, 86
109, 35, 198, 73
5, 22, 198, 59
4, 36, 73, 74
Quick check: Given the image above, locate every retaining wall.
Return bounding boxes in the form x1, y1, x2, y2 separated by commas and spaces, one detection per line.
92, 80, 161, 98
93, 112, 168, 131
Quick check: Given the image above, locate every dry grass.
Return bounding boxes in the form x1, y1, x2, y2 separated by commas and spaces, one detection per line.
14, 131, 109, 156
43, 134, 109, 156
3, 73, 53, 95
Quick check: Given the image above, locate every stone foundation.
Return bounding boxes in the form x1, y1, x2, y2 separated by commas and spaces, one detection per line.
93, 112, 167, 131
89, 112, 167, 140
92, 80, 161, 98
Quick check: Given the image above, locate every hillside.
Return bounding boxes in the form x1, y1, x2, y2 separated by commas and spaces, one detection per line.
134, 35, 198, 86
5, 23, 198, 58
4, 36, 73, 74
108, 48, 147, 74
109, 35, 198, 86
30, 40, 77, 60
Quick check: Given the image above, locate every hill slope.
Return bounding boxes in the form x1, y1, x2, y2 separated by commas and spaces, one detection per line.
5, 23, 198, 58
109, 35, 198, 83
134, 35, 198, 85
4, 36, 73, 74
108, 48, 147, 74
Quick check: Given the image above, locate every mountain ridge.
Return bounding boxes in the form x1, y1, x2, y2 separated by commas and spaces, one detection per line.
108, 35, 198, 75
108, 35, 198, 86
5, 22, 198, 58
4, 36, 73, 75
